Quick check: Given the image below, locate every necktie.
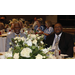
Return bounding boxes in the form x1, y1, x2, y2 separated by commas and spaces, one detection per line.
55, 35, 59, 50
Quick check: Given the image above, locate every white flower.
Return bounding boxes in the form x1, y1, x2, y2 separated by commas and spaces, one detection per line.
47, 46, 52, 51
24, 30, 28, 34
8, 47, 12, 52
16, 44, 19, 47
15, 40, 17, 43
14, 37, 21, 42
14, 37, 19, 40
21, 48, 32, 58
41, 46, 52, 54
37, 36, 40, 39
26, 39, 32, 46
43, 56, 46, 58
35, 54, 43, 59
18, 39, 21, 42
14, 37, 26, 43
21, 37, 26, 41
26, 37, 29, 40
5, 52, 12, 57
41, 48, 48, 53
28, 34, 36, 39
13, 53, 19, 59
6, 47, 13, 58
36, 34, 39, 37
40, 41, 44, 44
32, 39, 37, 45
41, 35, 44, 38
9, 42, 12, 45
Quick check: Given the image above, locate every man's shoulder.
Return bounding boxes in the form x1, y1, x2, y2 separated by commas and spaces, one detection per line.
47, 32, 55, 39
48, 32, 55, 36
7, 32, 14, 38
62, 32, 73, 41
62, 32, 72, 37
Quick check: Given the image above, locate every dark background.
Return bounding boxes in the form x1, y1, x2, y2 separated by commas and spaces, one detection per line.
1, 15, 75, 28
0, 15, 46, 24
57, 15, 75, 28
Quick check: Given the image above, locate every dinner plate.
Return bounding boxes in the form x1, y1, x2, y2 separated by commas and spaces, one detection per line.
0, 52, 6, 59
0, 53, 3, 55
60, 54, 68, 56
60, 54, 69, 58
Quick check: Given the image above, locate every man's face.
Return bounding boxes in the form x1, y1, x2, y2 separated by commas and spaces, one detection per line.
54, 23, 62, 35
14, 23, 21, 34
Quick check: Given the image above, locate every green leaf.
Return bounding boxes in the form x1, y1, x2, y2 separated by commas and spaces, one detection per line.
31, 46, 36, 49
7, 57, 13, 59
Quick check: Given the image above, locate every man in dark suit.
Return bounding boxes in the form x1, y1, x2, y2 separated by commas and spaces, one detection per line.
45, 23, 74, 57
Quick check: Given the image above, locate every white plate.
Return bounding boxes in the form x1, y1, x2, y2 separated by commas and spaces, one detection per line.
0, 52, 6, 59
60, 54, 68, 57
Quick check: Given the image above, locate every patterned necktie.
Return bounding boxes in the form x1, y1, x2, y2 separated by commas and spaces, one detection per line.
55, 35, 59, 50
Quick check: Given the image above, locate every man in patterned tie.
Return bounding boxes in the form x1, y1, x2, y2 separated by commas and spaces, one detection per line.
45, 23, 74, 57
6, 21, 27, 51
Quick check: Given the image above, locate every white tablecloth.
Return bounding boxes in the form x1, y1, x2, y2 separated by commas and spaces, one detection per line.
0, 37, 6, 52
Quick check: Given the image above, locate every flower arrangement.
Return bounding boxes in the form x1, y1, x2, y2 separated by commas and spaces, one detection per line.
6, 34, 53, 59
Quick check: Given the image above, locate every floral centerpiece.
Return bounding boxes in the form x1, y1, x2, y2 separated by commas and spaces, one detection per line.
6, 34, 54, 59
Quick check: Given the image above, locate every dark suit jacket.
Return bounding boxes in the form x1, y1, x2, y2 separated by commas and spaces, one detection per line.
45, 32, 74, 57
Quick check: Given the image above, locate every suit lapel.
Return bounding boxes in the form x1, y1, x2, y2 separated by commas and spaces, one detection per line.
59, 32, 65, 42
50, 33, 55, 45
59, 32, 65, 48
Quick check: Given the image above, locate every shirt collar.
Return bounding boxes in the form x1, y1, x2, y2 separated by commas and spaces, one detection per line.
55, 32, 62, 38
14, 33, 21, 36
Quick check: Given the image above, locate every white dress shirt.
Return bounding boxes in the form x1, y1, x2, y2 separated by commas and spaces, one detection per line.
51, 32, 62, 50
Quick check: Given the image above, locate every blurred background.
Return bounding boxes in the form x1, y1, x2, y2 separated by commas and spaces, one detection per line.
0, 15, 53, 25
0, 15, 75, 28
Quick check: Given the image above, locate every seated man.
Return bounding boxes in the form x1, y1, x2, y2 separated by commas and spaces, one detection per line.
45, 23, 74, 57
6, 21, 27, 51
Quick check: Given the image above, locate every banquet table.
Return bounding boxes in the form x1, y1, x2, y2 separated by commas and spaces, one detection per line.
0, 52, 75, 59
